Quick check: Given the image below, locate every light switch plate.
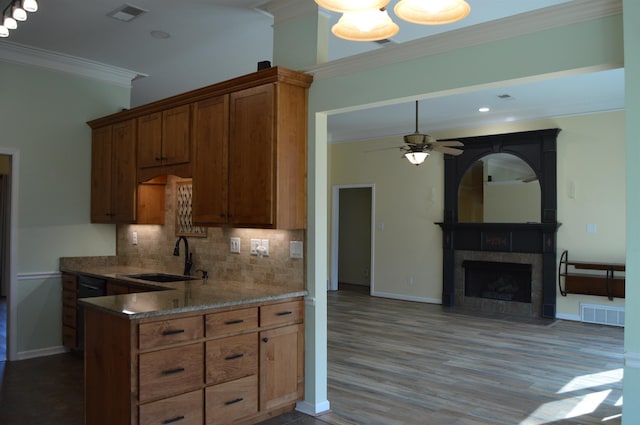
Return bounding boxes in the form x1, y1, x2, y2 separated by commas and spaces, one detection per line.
230, 237, 241, 253
290, 241, 303, 259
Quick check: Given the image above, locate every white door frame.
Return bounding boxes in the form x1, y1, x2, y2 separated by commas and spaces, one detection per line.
1, 148, 19, 361
330, 184, 375, 293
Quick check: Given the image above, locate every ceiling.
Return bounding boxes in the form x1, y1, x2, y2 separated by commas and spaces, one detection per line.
0, 0, 624, 144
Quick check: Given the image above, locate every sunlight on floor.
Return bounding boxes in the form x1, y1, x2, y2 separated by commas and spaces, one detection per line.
520, 368, 623, 425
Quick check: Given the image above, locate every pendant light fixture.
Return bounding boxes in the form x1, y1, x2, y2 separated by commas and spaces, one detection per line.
316, 0, 471, 42
405, 150, 430, 166
332, 8, 399, 42
394, 0, 470, 25
1, 0, 38, 37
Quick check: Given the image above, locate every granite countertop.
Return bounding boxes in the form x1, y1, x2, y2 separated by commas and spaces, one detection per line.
62, 265, 307, 320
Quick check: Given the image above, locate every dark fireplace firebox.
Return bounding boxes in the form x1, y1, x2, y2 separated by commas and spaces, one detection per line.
463, 261, 532, 303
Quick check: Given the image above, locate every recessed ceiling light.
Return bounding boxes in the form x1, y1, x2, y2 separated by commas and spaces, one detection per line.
150, 30, 171, 39
479, 107, 490, 112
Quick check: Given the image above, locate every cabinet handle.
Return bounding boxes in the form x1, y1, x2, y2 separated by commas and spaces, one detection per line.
262, 337, 269, 343
225, 398, 244, 406
162, 329, 185, 336
276, 311, 293, 316
161, 367, 185, 375
224, 353, 244, 361
155, 156, 162, 161
162, 416, 185, 424
225, 319, 244, 325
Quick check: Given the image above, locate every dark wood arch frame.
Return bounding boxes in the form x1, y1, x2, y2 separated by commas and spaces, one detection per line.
437, 128, 561, 318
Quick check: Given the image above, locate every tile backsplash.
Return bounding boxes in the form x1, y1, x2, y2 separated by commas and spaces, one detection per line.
116, 176, 305, 288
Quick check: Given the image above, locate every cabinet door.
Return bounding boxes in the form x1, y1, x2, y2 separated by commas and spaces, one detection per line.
110, 119, 137, 222
192, 95, 229, 224
259, 323, 304, 411
90, 126, 113, 223
162, 104, 191, 166
137, 112, 163, 168
229, 84, 275, 227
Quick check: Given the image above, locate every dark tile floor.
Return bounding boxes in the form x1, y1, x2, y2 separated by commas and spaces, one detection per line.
0, 352, 329, 425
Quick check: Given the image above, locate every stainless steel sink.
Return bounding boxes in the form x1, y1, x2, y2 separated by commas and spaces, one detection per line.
125, 273, 200, 283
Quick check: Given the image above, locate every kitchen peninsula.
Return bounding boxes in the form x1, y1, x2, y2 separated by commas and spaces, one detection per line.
62, 263, 306, 425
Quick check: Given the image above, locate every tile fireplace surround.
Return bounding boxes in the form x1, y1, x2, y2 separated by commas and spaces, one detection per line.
455, 250, 543, 318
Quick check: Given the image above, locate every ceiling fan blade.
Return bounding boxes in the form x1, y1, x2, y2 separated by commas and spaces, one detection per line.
521, 176, 538, 183
434, 140, 463, 147
432, 146, 463, 156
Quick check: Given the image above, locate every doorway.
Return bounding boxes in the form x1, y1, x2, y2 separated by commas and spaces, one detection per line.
330, 185, 374, 293
0, 150, 17, 362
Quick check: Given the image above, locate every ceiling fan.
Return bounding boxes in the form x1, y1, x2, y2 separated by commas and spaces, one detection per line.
399, 100, 464, 165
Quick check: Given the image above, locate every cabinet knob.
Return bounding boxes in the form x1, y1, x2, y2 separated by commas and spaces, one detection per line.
262, 337, 269, 343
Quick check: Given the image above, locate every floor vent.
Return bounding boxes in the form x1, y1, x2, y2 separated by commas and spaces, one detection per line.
580, 303, 624, 327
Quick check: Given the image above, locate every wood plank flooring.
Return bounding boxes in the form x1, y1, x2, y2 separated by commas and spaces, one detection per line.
317, 284, 624, 425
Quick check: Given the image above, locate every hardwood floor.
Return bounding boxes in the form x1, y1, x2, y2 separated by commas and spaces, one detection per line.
317, 284, 624, 425
0, 287, 624, 424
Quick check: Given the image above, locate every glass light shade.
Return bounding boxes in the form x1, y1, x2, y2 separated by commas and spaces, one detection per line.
22, 0, 38, 13
332, 8, 399, 42
315, 0, 389, 13
394, 0, 470, 25
0, 24, 8, 38
3, 15, 17, 30
405, 151, 430, 165
12, 5, 27, 21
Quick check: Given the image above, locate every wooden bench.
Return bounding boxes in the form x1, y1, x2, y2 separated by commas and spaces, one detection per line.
558, 250, 625, 300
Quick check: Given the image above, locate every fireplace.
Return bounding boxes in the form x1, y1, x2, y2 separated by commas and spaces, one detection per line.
463, 261, 532, 303
437, 129, 561, 318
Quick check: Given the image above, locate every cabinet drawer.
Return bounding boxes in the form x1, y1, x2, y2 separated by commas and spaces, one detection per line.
205, 375, 257, 425
260, 300, 303, 327
206, 307, 257, 338
62, 289, 77, 307
139, 316, 204, 350
62, 273, 78, 291
62, 305, 77, 327
139, 389, 203, 425
62, 325, 76, 349
206, 333, 257, 385
139, 344, 204, 402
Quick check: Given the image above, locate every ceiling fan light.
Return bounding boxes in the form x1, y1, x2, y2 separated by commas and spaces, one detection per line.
315, 0, 389, 13
405, 151, 430, 165
12, 4, 27, 21
332, 8, 399, 42
22, 0, 38, 13
394, 0, 470, 25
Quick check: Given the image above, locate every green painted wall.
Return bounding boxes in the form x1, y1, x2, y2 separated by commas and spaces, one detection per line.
0, 60, 130, 354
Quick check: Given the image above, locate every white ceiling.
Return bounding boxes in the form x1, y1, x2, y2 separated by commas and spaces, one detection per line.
0, 0, 624, 144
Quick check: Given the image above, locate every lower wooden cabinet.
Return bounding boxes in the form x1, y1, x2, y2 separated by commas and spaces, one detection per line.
84, 297, 304, 425
61, 273, 78, 349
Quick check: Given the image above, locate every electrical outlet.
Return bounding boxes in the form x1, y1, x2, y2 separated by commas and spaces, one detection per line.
132, 231, 138, 245
261, 239, 269, 256
250, 239, 269, 257
290, 241, 303, 259
230, 237, 241, 253
250, 239, 260, 255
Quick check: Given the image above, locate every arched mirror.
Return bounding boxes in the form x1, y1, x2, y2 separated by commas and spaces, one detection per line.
458, 153, 541, 223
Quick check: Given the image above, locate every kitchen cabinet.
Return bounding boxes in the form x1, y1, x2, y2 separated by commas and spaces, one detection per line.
137, 104, 192, 181
61, 273, 78, 349
192, 73, 310, 229
91, 121, 137, 223
84, 296, 304, 425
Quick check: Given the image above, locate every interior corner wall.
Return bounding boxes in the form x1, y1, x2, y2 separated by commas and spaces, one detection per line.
0, 60, 131, 355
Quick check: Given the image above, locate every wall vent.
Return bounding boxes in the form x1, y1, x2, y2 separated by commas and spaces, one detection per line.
580, 303, 624, 327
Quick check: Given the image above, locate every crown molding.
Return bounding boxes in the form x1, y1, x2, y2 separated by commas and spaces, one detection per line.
304, 0, 622, 79
0, 41, 146, 88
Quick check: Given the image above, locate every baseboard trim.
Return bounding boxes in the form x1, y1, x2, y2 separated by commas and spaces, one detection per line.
296, 400, 331, 416
555, 313, 581, 322
372, 290, 441, 305
16, 345, 68, 361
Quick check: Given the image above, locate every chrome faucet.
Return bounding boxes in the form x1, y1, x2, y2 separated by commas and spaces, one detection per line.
173, 236, 193, 276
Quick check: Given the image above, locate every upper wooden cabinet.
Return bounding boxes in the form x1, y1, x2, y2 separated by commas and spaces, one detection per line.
192, 73, 310, 229
91, 120, 137, 223
137, 104, 192, 181
88, 66, 312, 229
